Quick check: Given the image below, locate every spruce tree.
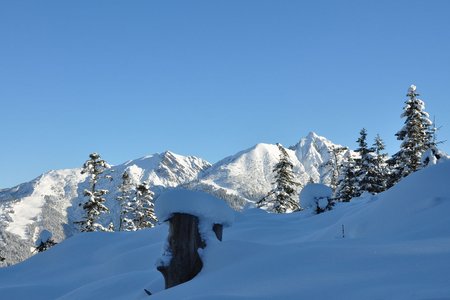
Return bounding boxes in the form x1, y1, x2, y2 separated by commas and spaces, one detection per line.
133, 182, 158, 229
394, 85, 433, 179
354, 128, 372, 194
257, 143, 300, 213
117, 171, 134, 231
323, 145, 348, 192
335, 153, 360, 202
78, 152, 112, 232
364, 135, 390, 194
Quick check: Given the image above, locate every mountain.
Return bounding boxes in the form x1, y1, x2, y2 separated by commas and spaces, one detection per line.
0, 132, 348, 265
1, 160, 450, 299
188, 132, 349, 206
0, 151, 210, 265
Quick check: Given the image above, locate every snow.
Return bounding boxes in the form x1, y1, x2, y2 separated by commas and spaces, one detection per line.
408, 84, 417, 92
1, 161, 450, 299
155, 188, 235, 226
5, 169, 85, 239
35, 230, 52, 246
299, 183, 333, 209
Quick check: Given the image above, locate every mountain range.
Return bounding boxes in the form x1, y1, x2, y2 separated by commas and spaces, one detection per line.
0, 132, 349, 265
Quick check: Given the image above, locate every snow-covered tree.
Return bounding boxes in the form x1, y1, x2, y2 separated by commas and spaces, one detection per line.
367, 135, 390, 193
34, 230, 57, 253
117, 171, 134, 231
393, 85, 433, 179
335, 153, 360, 202
134, 182, 158, 229
257, 143, 300, 213
422, 118, 449, 167
78, 152, 112, 232
0, 252, 5, 262
322, 145, 348, 192
354, 128, 372, 193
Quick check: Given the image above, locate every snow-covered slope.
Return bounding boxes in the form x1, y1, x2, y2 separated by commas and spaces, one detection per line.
0, 151, 210, 265
1, 161, 450, 299
189, 132, 349, 205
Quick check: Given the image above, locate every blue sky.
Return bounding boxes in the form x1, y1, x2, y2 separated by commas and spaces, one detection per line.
1, 1, 450, 188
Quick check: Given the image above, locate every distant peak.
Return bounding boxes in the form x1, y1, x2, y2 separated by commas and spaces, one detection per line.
306, 131, 320, 139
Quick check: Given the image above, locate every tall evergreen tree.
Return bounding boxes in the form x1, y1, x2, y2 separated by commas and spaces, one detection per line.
322, 145, 348, 192
133, 182, 158, 229
354, 128, 373, 194
394, 85, 433, 179
335, 153, 360, 202
365, 135, 390, 194
257, 143, 300, 213
78, 152, 112, 232
117, 171, 134, 231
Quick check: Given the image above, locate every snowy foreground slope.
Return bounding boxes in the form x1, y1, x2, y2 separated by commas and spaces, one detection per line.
1, 161, 450, 299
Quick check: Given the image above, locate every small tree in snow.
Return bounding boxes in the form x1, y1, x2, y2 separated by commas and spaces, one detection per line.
78, 152, 112, 232
393, 85, 433, 180
354, 128, 373, 194
134, 182, 158, 229
257, 143, 300, 213
121, 181, 158, 231
0, 252, 5, 262
117, 171, 134, 231
35, 230, 57, 253
335, 153, 360, 202
365, 135, 390, 194
322, 145, 348, 192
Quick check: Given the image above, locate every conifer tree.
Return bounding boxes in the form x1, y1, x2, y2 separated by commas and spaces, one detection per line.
117, 171, 134, 231
0, 252, 5, 262
133, 182, 158, 229
368, 135, 390, 193
323, 145, 348, 191
393, 85, 433, 179
354, 128, 371, 191
78, 152, 112, 232
257, 143, 300, 213
335, 153, 360, 202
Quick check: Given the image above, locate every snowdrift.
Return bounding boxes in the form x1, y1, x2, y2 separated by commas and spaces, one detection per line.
1, 162, 450, 299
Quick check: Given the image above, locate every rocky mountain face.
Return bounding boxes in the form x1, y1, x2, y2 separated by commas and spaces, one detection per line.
0, 132, 348, 266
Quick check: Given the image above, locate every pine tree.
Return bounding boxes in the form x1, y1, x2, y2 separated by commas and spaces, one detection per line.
117, 171, 134, 231
133, 182, 158, 229
78, 152, 112, 232
335, 153, 360, 202
322, 145, 348, 191
364, 135, 390, 194
0, 252, 5, 262
393, 85, 433, 179
354, 128, 370, 191
257, 143, 300, 213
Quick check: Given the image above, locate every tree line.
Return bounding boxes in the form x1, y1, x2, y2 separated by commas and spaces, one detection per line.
259, 85, 446, 213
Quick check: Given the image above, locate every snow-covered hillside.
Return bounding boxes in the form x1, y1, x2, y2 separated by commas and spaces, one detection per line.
0, 132, 347, 266
1, 160, 450, 299
0, 151, 210, 265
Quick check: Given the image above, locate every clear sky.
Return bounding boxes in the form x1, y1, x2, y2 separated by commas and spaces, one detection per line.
1, 0, 450, 188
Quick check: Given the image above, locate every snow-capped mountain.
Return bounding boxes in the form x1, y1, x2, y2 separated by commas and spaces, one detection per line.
0, 151, 210, 265
188, 132, 349, 206
0, 132, 348, 265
